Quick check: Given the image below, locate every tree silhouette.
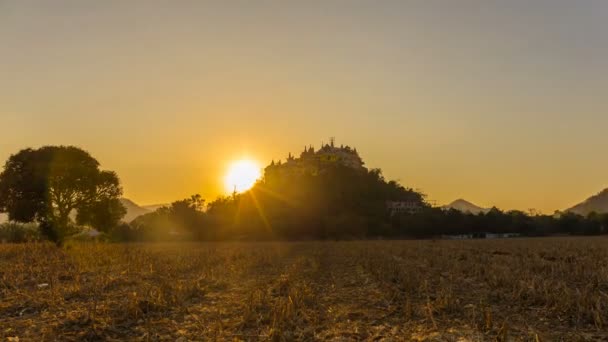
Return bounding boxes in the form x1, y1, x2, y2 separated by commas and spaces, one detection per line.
76, 197, 126, 235
0, 146, 125, 245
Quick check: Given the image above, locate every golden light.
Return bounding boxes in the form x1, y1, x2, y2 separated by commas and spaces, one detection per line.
224, 159, 262, 193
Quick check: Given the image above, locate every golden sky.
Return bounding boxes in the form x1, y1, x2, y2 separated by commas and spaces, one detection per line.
1, 1, 607, 213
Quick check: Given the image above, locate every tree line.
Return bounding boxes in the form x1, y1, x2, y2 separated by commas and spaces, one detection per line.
1, 145, 607, 245
110, 199, 608, 242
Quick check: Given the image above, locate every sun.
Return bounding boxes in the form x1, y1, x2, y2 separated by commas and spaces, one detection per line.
224, 159, 262, 193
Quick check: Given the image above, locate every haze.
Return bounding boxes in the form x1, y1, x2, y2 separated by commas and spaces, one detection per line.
1, 1, 607, 213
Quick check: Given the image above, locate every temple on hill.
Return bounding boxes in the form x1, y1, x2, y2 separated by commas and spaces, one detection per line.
265, 138, 365, 175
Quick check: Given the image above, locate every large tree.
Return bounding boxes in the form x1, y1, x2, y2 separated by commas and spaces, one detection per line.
0, 146, 125, 245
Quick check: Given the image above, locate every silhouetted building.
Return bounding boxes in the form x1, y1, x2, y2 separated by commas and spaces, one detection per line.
265, 139, 365, 177
387, 201, 422, 215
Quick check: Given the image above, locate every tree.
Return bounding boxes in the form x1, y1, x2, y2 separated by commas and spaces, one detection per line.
167, 194, 207, 238
124, 195, 210, 242
0, 146, 125, 245
76, 197, 127, 234
130, 208, 172, 241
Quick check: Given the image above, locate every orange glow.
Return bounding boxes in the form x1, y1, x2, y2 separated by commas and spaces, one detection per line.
224, 159, 262, 193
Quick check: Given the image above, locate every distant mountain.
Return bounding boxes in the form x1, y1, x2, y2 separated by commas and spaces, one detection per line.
120, 198, 152, 222
0, 199, 152, 225
142, 204, 169, 212
566, 189, 608, 216
443, 199, 490, 214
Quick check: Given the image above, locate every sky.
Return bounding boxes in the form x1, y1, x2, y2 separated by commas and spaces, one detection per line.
1, 1, 607, 213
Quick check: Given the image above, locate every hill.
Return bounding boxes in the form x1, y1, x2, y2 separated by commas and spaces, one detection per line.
120, 198, 152, 222
443, 199, 490, 214
566, 189, 608, 216
206, 142, 426, 239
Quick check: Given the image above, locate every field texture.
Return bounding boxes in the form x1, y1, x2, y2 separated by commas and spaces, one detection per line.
1, 238, 608, 341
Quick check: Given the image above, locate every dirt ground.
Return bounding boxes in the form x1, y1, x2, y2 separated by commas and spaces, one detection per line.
1, 237, 608, 341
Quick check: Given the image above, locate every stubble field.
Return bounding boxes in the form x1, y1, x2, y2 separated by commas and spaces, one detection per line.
1, 238, 607, 341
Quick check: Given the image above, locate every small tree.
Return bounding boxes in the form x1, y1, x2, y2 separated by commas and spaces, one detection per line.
0, 146, 126, 246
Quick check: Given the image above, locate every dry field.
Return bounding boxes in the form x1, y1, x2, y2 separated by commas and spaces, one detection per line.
1, 238, 608, 341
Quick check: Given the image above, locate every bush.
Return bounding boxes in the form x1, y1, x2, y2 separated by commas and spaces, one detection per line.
0, 222, 41, 243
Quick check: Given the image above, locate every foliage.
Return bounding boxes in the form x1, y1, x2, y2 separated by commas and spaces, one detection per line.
0, 222, 40, 243
205, 159, 427, 240
0, 146, 125, 245
127, 154, 428, 241
129, 208, 172, 241
389, 208, 608, 238
3, 144, 608, 243
120, 146, 608, 241
127, 194, 207, 241
76, 197, 127, 234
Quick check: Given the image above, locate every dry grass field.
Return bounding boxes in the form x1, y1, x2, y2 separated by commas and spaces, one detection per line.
1, 238, 608, 341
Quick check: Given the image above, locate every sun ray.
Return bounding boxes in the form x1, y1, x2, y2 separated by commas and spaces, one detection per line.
248, 189, 272, 233
254, 184, 299, 208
